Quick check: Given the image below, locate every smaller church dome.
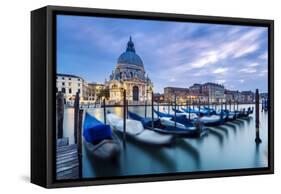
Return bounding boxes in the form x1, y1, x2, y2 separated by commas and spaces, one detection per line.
117, 37, 144, 67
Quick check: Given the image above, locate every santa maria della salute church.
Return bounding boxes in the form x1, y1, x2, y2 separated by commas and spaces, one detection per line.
106, 36, 153, 104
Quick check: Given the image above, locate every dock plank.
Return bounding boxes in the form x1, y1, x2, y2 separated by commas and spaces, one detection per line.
57, 137, 69, 147
56, 141, 80, 180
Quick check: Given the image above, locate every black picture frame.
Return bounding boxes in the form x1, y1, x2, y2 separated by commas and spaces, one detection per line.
31, 5, 274, 188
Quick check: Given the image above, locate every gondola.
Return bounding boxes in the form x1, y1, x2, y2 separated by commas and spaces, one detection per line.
171, 108, 198, 119
153, 109, 195, 126
154, 109, 204, 126
83, 112, 121, 160
128, 111, 206, 138
174, 108, 224, 126
181, 107, 211, 116
128, 111, 189, 130
201, 106, 229, 122
199, 114, 224, 126
237, 107, 253, 118
203, 106, 218, 115
172, 108, 183, 114
127, 111, 161, 128
225, 110, 236, 121
106, 113, 175, 146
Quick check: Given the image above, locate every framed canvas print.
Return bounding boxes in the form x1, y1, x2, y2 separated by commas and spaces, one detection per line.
31, 5, 274, 188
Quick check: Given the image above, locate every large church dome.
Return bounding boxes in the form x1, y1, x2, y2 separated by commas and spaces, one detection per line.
117, 37, 144, 67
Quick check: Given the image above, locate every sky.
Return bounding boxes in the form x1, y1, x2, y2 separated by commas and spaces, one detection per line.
57, 15, 268, 93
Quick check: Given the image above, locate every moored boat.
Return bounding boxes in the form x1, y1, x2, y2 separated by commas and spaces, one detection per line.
128, 111, 206, 138
83, 112, 121, 160
181, 107, 211, 116
199, 114, 224, 126
225, 110, 236, 121
171, 108, 198, 120
153, 109, 197, 127
237, 107, 253, 118
106, 113, 175, 146
178, 107, 225, 126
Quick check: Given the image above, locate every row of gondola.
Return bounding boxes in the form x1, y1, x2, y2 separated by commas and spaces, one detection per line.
83, 105, 253, 160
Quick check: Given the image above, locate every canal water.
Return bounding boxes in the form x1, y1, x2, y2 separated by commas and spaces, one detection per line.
62, 104, 268, 178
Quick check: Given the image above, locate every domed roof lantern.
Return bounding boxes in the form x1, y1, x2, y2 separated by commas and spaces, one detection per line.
117, 36, 144, 67
126, 36, 135, 53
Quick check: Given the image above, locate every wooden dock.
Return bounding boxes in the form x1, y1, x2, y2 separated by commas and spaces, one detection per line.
56, 92, 83, 180
56, 138, 80, 180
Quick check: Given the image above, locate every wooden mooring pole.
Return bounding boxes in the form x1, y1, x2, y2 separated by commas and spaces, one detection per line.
208, 96, 210, 116
255, 89, 262, 144
144, 99, 147, 118
157, 102, 160, 119
168, 101, 170, 114
103, 98, 106, 124
174, 94, 177, 128
56, 91, 64, 139
151, 92, 154, 128
123, 90, 127, 142
77, 109, 83, 178
74, 92, 80, 144
126, 100, 129, 119
188, 97, 191, 120
220, 100, 223, 120
192, 99, 195, 110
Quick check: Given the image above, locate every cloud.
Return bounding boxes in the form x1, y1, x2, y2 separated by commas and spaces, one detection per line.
257, 69, 268, 76
259, 52, 268, 60
159, 28, 265, 77
213, 67, 228, 74
214, 79, 226, 84
239, 68, 257, 73
168, 77, 176, 82
233, 43, 259, 58
189, 51, 219, 68
247, 62, 259, 67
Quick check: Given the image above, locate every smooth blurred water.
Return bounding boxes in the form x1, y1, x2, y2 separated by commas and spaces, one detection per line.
61, 104, 268, 178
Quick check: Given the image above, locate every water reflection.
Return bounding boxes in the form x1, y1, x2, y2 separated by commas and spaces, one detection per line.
224, 123, 237, 134
254, 143, 261, 167
214, 125, 229, 138
206, 127, 224, 147
115, 132, 177, 170
178, 139, 201, 169
232, 119, 244, 127
84, 146, 122, 177
61, 104, 268, 178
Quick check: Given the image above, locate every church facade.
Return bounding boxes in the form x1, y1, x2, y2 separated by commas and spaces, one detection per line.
107, 37, 153, 104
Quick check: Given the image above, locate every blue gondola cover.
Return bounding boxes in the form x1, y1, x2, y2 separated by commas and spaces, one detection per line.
83, 112, 112, 144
